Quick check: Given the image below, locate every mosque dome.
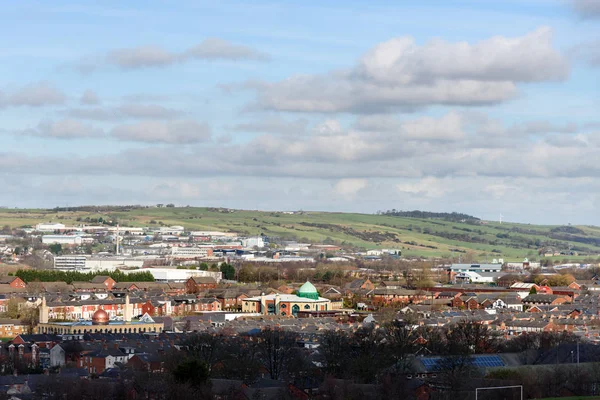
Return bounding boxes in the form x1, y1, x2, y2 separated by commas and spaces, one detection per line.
297, 281, 319, 300
92, 308, 109, 325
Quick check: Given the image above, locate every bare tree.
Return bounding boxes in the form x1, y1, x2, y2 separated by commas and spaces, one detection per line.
256, 327, 296, 380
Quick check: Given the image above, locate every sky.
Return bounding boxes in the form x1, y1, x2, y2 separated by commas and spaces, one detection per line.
1, 0, 599, 224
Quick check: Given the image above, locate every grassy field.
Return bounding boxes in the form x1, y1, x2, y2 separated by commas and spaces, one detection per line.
2, 207, 600, 261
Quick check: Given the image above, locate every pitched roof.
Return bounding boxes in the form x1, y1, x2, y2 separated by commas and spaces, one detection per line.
90, 276, 113, 284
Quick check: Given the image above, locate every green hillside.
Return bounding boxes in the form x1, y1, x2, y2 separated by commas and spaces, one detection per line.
2, 206, 600, 262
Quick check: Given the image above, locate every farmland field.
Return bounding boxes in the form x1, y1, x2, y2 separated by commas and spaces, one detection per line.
1, 206, 600, 261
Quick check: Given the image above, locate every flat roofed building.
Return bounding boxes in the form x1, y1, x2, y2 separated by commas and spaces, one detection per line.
54, 255, 87, 271
35, 223, 65, 232
450, 263, 503, 273
42, 235, 84, 246
171, 246, 214, 259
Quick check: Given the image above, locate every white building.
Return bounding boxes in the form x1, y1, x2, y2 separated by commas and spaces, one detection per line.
54, 255, 87, 271
36, 223, 65, 232
120, 268, 222, 283
107, 226, 146, 235
454, 271, 503, 284
86, 257, 145, 271
171, 246, 213, 259
52, 255, 145, 271
42, 235, 83, 246
159, 226, 185, 235
242, 237, 265, 248
190, 231, 237, 238
450, 263, 503, 273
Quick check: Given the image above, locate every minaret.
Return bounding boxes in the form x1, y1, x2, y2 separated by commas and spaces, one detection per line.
39, 296, 49, 324
124, 294, 132, 322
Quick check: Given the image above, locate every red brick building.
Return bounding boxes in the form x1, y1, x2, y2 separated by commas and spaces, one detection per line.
186, 277, 217, 293
0, 276, 26, 289
90, 276, 117, 290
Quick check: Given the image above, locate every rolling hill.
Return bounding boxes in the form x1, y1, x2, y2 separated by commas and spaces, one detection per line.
1, 206, 600, 262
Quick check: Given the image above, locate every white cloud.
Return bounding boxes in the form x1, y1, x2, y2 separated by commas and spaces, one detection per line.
116, 104, 181, 119
1, 82, 65, 107
110, 120, 211, 143
570, 0, 600, 18
84, 39, 269, 71
332, 178, 368, 197
313, 119, 343, 135
80, 89, 100, 105
184, 38, 269, 61
108, 46, 176, 69
233, 117, 308, 136
66, 103, 182, 120
356, 27, 567, 84
396, 177, 449, 198
24, 119, 104, 139
247, 28, 567, 114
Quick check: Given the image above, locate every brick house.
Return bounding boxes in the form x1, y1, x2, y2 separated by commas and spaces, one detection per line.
0, 277, 27, 289
0, 319, 28, 338
186, 277, 217, 293
372, 288, 420, 306
522, 294, 568, 307
90, 276, 116, 291
141, 300, 168, 317
127, 353, 164, 373
347, 279, 375, 291
197, 298, 221, 312
452, 296, 480, 310
79, 347, 128, 375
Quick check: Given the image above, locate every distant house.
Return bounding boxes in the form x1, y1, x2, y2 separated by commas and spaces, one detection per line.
0, 276, 26, 289
128, 353, 164, 373
79, 348, 128, 375
197, 298, 221, 312
90, 276, 116, 290
186, 277, 217, 293
0, 319, 28, 338
372, 288, 422, 306
502, 320, 559, 335
346, 279, 375, 291
522, 294, 568, 307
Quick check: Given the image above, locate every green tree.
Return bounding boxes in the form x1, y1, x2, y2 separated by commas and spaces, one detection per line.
48, 243, 62, 255
529, 286, 537, 294
219, 263, 236, 280
172, 358, 210, 387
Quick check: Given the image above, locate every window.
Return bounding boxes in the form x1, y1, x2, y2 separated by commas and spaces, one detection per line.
280, 304, 287, 309
304, 304, 310, 310
281, 312, 286, 316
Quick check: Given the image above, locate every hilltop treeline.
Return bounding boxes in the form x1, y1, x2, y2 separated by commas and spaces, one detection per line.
13, 269, 154, 284
378, 209, 480, 222
48, 205, 149, 212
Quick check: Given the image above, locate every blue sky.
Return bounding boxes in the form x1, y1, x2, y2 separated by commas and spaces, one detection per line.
1, 0, 599, 224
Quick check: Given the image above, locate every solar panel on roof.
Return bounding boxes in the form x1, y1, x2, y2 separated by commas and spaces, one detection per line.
421, 355, 504, 371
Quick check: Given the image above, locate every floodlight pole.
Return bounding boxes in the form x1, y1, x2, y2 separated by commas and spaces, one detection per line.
475, 385, 523, 400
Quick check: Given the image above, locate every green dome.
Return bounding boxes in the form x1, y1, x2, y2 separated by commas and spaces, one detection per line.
297, 281, 318, 300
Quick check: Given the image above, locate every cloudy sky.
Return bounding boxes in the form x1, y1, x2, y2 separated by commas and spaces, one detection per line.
1, 1, 599, 224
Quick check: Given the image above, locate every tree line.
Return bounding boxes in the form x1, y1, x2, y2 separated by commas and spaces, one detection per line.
13, 269, 155, 284
377, 209, 480, 222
